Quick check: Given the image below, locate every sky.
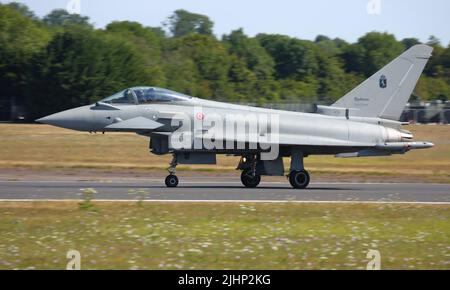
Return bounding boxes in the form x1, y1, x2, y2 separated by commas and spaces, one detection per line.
4, 0, 450, 45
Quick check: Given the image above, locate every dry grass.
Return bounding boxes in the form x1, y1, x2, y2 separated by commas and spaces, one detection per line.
0, 201, 448, 270
0, 124, 449, 182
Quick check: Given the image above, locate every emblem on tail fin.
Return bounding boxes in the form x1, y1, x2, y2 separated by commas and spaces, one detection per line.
379, 75, 387, 88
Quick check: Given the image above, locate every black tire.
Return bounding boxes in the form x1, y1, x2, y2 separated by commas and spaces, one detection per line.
165, 175, 179, 188
289, 170, 310, 189
240, 169, 261, 188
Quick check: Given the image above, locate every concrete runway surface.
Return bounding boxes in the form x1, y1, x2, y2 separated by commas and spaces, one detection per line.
0, 178, 449, 203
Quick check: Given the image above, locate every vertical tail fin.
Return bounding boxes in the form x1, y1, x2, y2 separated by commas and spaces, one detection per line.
332, 45, 433, 120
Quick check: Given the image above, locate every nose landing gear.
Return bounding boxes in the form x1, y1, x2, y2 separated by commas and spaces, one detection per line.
165, 154, 179, 188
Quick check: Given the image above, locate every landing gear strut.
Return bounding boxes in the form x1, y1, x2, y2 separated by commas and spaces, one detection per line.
165, 154, 179, 188
289, 149, 310, 189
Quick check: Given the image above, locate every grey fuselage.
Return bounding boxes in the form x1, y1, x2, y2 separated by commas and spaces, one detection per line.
38, 97, 418, 157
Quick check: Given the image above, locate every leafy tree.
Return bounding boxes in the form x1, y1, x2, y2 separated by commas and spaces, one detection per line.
441, 45, 450, 82
173, 34, 231, 99
0, 5, 51, 66
223, 29, 275, 79
424, 36, 446, 79
427, 35, 441, 47
415, 76, 450, 101
27, 30, 151, 118
315, 35, 331, 43
333, 38, 349, 50
341, 32, 404, 77
227, 55, 257, 101
222, 29, 280, 102
411, 40, 450, 101
257, 34, 318, 80
163, 50, 201, 96
278, 78, 318, 102
167, 9, 213, 37
0, 4, 51, 117
315, 35, 348, 56
43, 9, 92, 28
5, 2, 37, 20
315, 50, 350, 102
106, 21, 166, 86
401, 38, 421, 49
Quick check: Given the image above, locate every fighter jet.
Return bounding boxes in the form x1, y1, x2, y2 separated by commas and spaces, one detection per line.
37, 45, 434, 189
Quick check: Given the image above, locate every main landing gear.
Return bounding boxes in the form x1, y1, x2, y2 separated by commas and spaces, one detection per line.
238, 150, 311, 189
287, 149, 310, 189
288, 170, 310, 189
241, 168, 261, 188
165, 154, 179, 188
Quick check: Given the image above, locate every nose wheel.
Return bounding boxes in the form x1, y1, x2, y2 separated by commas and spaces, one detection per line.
165, 174, 179, 187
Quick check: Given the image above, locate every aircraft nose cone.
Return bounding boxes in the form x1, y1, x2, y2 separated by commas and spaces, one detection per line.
36, 106, 93, 131
36, 115, 57, 124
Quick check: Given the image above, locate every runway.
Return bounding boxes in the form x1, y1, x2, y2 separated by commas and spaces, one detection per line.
0, 179, 449, 203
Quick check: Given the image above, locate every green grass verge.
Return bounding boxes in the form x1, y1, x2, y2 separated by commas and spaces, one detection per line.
0, 201, 448, 270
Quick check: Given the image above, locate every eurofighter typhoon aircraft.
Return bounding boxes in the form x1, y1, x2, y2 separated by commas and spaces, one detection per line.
37, 45, 434, 189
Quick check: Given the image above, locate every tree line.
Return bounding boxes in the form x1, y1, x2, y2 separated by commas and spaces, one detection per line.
0, 3, 449, 120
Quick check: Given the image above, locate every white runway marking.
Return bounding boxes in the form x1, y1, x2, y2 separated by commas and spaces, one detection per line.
0, 199, 449, 205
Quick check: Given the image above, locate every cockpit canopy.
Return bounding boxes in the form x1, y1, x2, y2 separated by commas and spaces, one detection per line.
100, 87, 192, 105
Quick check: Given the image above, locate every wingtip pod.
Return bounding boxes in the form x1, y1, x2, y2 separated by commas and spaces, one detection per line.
415, 141, 434, 149
336, 141, 434, 158
376, 142, 434, 151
